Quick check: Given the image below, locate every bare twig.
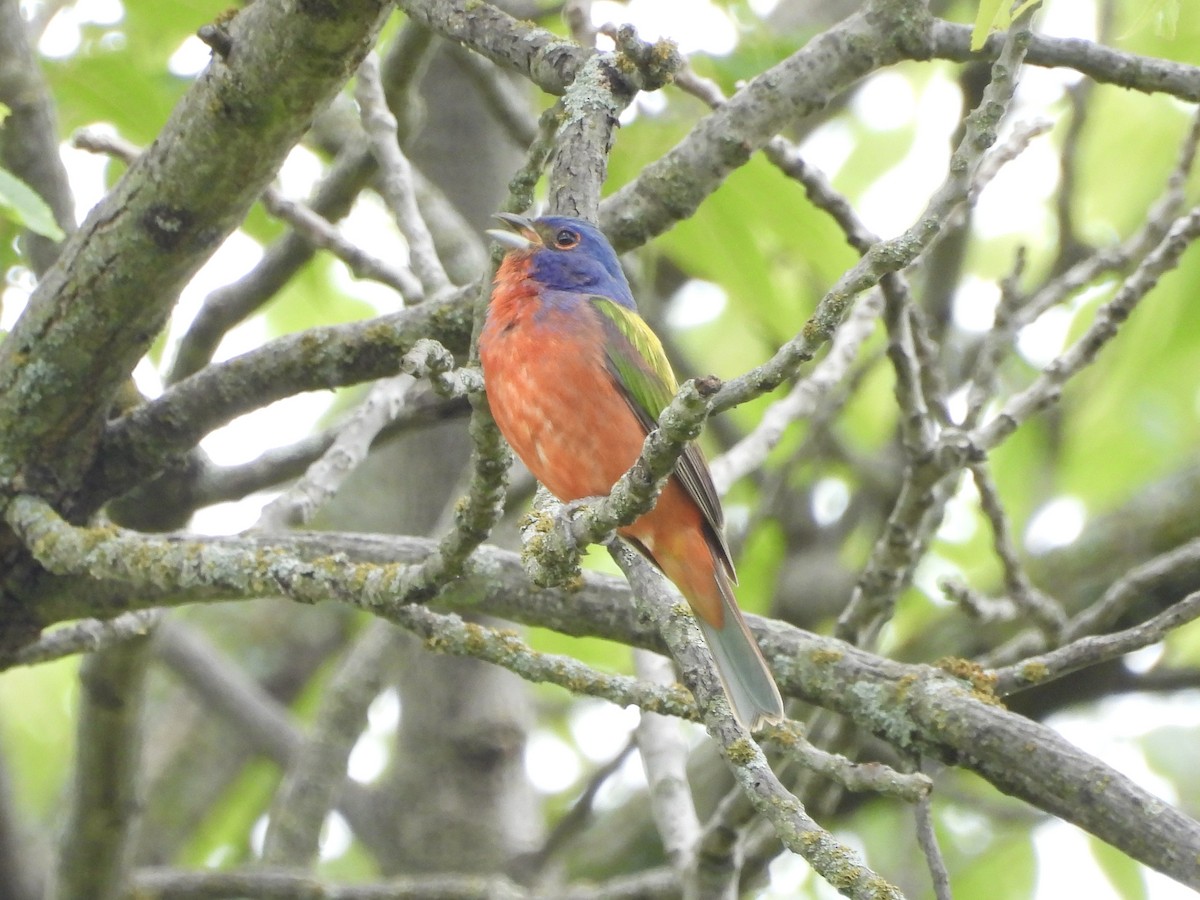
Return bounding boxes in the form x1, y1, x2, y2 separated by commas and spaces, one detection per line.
974, 204, 1200, 452
71, 128, 423, 300
966, 106, 1200, 418
970, 461, 1067, 638
261, 188, 423, 299
914, 791, 952, 900
832, 8, 1037, 642
995, 589, 1200, 694
710, 290, 883, 496
356, 53, 454, 301
519, 738, 637, 879
634, 650, 701, 881
0, 609, 159, 670
254, 376, 417, 531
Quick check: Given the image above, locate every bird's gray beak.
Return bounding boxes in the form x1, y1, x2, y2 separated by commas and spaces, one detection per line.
486, 212, 541, 251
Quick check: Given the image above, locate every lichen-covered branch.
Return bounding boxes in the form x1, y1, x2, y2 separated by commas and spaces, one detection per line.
6, 500, 1200, 885
994, 589, 1200, 694
519, 377, 719, 590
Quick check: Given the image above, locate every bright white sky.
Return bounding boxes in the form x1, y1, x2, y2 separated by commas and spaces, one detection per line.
6, 0, 1197, 896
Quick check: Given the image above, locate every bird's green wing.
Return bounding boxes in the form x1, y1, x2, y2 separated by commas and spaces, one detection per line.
589, 296, 735, 579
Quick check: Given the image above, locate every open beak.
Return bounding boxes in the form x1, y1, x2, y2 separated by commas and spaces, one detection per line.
486, 212, 541, 251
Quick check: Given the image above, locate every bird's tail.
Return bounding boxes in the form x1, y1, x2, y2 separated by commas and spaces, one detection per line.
694, 572, 785, 731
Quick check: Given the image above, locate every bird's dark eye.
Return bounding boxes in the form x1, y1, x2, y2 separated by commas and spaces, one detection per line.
554, 229, 580, 249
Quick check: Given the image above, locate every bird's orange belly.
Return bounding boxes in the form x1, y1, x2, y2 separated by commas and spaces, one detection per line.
484, 327, 646, 503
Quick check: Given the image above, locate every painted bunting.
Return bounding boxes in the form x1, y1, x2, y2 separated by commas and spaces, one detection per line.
479, 213, 784, 730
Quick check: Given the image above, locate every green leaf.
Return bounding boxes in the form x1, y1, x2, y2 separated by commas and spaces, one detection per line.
971, 0, 1006, 50
1123, 0, 1181, 40
0, 167, 66, 241
951, 829, 1036, 898
1088, 835, 1147, 900
971, 0, 1041, 50
1143, 724, 1200, 815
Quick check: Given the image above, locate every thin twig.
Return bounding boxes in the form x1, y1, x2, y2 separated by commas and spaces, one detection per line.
966, 106, 1200, 417
710, 292, 883, 495
914, 791, 952, 900
974, 203, 1200, 452
994, 589, 1200, 694
250, 337, 482, 532
832, 8, 1041, 642
0, 609, 159, 669
519, 738, 637, 879
355, 52, 454, 302
970, 461, 1067, 638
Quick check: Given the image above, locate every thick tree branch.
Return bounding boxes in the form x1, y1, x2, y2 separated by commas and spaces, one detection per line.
0, 0, 391, 495
128, 866, 680, 899
598, 0, 924, 251
166, 20, 439, 383
55, 635, 153, 900
85, 293, 475, 509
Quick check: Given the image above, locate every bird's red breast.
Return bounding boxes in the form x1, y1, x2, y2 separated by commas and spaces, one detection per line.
482, 255, 646, 503
480, 255, 726, 628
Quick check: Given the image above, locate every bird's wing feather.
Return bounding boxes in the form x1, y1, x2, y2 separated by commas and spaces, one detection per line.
589, 295, 735, 579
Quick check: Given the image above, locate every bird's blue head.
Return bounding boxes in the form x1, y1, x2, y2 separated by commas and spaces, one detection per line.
488, 213, 636, 309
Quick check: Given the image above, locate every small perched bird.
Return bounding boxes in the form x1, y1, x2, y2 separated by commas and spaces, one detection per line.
479, 213, 784, 730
